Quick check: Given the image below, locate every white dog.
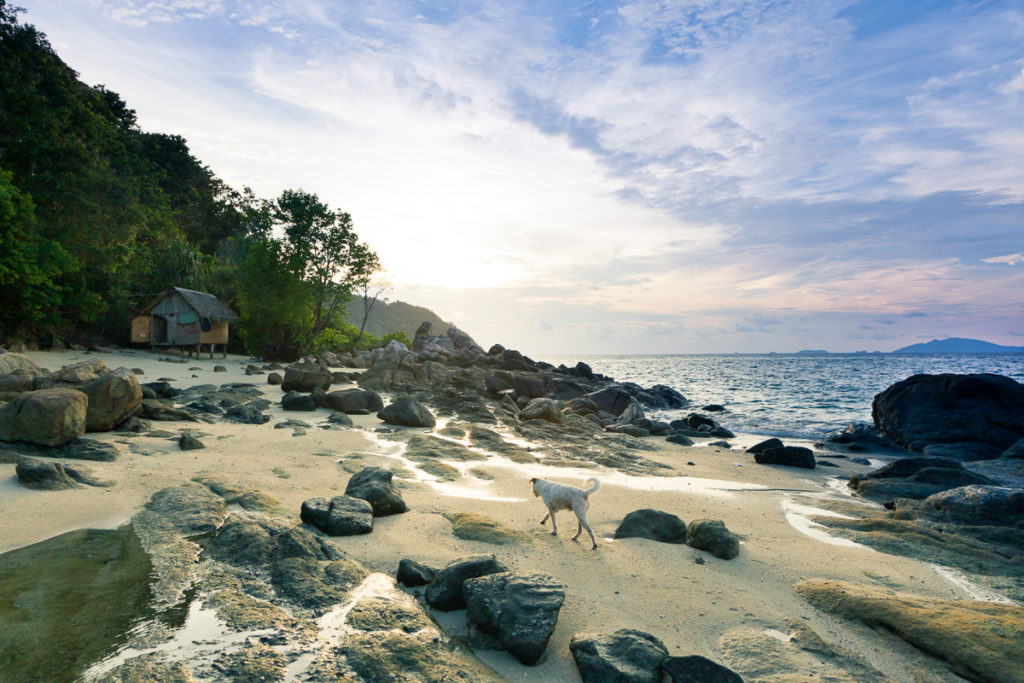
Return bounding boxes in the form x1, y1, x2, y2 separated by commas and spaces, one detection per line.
530, 477, 600, 549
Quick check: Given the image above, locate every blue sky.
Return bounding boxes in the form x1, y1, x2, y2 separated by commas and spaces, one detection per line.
19, 0, 1024, 354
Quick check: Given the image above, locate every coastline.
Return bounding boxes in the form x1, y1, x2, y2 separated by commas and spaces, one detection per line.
1, 347, 1019, 681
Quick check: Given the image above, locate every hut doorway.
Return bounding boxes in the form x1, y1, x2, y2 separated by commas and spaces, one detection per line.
151, 315, 168, 344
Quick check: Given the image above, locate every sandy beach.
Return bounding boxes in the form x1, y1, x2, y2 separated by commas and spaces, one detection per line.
1, 348, 1010, 682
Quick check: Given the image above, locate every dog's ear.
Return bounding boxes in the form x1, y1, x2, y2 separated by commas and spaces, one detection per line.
529, 477, 537, 484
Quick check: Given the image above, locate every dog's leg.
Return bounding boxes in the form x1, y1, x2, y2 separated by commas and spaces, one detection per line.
572, 505, 598, 550
571, 520, 583, 542
539, 512, 550, 526
547, 508, 558, 535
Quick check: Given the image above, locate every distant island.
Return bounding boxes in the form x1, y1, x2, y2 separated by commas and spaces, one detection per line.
892, 338, 1024, 354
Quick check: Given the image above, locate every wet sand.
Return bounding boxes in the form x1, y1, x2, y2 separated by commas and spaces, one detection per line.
0, 348, 998, 681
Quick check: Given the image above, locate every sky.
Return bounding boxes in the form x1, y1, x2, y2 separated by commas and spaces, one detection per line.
17, 0, 1024, 355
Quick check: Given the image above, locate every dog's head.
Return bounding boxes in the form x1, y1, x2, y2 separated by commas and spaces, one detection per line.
529, 477, 540, 496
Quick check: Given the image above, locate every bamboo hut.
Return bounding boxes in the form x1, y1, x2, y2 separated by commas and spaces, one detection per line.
131, 287, 239, 358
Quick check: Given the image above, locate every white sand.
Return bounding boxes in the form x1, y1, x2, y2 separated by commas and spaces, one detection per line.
0, 348, 986, 681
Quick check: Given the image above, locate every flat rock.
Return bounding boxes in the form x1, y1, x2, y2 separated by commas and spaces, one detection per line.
570, 628, 668, 683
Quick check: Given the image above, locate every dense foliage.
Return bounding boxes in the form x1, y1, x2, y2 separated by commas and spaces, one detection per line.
0, 3, 385, 359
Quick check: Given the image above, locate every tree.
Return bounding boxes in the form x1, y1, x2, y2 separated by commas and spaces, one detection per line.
351, 260, 388, 343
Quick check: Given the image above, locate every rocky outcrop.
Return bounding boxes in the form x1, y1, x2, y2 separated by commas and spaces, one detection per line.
796, 579, 1024, 683
686, 519, 740, 560
0, 349, 41, 375
280, 359, 333, 393
425, 555, 507, 611
815, 422, 905, 454
872, 373, 1024, 460
377, 396, 435, 428
920, 485, 1024, 527
344, 467, 407, 516
570, 629, 669, 683
15, 457, 110, 489
0, 388, 88, 446
849, 457, 995, 502
301, 495, 374, 536
520, 397, 565, 424
614, 509, 688, 544
82, 367, 142, 431
464, 571, 565, 665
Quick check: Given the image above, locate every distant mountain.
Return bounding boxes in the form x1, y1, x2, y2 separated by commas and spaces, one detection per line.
794, 349, 830, 355
345, 298, 452, 340
893, 337, 1024, 354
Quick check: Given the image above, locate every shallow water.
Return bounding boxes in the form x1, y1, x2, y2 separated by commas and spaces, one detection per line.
550, 353, 1024, 440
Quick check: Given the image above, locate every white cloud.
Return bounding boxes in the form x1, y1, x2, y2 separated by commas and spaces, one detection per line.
983, 253, 1024, 266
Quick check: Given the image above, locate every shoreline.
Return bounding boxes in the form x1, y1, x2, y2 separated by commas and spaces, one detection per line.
2, 347, 1020, 682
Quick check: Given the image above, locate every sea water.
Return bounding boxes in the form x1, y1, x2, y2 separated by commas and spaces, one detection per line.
549, 353, 1024, 441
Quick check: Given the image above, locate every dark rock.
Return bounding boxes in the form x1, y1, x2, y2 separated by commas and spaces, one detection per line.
15, 457, 110, 489
646, 384, 689, 409
607, 425, 650, 438
140, 381, 179, 399
281, 362, 333, 393
425, 555, 507, 611
325, 388, 383, 414
301, 495, 374, 536
924, 485, 1024, 526
223, 402, 269, 424
872, 373, 1024, 459
206, 515, 275, 566
746, 438, 784, 454
178, 433, 205, 450
847, 457, 995, 502
464, 571, 565, 666
267, 372, 283, 385
378, 396, 435, 428
702, 404, 726, 412
754, 446, 815, 469
274, 418, 309, 430
546, 377, 589, 400
614, 509, 687, 544
667, 434, 694, 447
281, 391, 317, 411
185, 400, 222, 415
921, 441, 1004, 461
344, 467, 407, 516
0, 388, 88, 446
396, 559, 436, 587
213, 365, 227, 372
570, 629, 668, 683
686, 519, 740, 559
684, 413, 718, 430
708, 440, 732, 449
1004, 438, 1024, 459
663, 655, 744, 683
143, 484, 228, 537
709, 426, 735, 439
817, 422, 904, 453
584, 387, 635, 417
327, 412, 354, 427
140, 399, 197, 422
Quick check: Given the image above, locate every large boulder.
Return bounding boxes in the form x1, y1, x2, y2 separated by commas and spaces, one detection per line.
324, 388, 383, 414
519, 398, 565, 424
301, 496, 374, 536
425, 555, 507, 611
570, 629, 669, 683
281, 391, 317, 411
872, 373, 1024, 460
464, 571, 565, 665
0, 388, 88, 446
848, 457, 995, 502
280, 361, 333, 393
82, 367, 142, 432
583, 387, 635, 418
0, 350, 41, 375
50, 359, 110, 385
377, 396, 435, 428
614, 509, 688, 544
922, 485, 1024, 527
344, 467, 407, 516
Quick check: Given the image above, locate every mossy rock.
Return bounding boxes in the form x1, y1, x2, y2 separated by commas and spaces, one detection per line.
444, 512, 531, 545
419, 461, 461, 481
211, 642, 286, 683
337, 630, 503, 682
205, 589, 313, 635
405, 435, 486, 462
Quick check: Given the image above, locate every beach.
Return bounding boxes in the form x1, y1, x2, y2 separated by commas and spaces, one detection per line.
1, 347, 1017, 682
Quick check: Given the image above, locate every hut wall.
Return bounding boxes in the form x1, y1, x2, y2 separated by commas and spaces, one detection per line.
131, 316, 150, 343
151, 292, 201, 345
199, 321, 229, 345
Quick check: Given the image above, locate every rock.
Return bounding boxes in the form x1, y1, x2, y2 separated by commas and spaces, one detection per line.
0, 350, 41, 375
464, 571, 565, 666
15, 457, 110, 489
607, 425, 650, 438
213, 365, 227, 372
683, 413, 718, 430
795, 579, 1024, 683
666, 433, 694, 446
178, 433, 204, 450
754, 446, 815, 469
396, 559, 436, 587
662, 655, 743, 683
847, 457, 994, 502
325, 388, 383, 414
50, 358, 110, 384
143, 484, 228, 537
281, 391, 317, 411
82, 367, 142, 432
139, 399, 197, 422
1004, 438, 1024, 459
377, 396, 435, 428
816, 422, 903, 453
646, 384, 689, 409
280, 362, 333, 393
923, 485, 1024, 526
686, 519, 740, 559
223, 402, 269, 424
872, 373, 1024, 459
921, 442, 1005, 461
301, 495, 374, 536
344, 467, 407, 516
746, 438, 784, 454
520, 398, 565, 424
0, 388, 88, 446
615, 509, 688, 544
702, 404, 725, 412
570, 629, 668, 683
583, 386, 636, 418
327, 412, 354, 427
425, 555, 507, 611
140, 381, 179, 399
267, 372, 283, 385
709, 426, 735, 439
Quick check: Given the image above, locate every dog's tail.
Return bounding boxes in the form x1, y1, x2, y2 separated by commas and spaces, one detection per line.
582, 478, 600, 498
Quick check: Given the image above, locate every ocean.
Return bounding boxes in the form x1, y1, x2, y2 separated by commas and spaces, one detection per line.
549, 353, 1024, 442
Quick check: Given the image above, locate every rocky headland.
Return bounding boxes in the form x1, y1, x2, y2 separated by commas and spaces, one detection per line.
1, 328, 1022, 682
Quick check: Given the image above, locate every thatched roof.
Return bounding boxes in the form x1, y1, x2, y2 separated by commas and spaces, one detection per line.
141, 287, 239, 322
